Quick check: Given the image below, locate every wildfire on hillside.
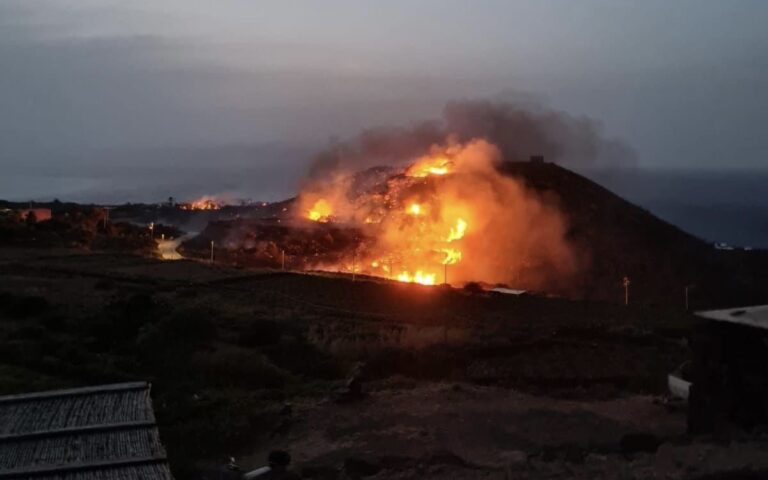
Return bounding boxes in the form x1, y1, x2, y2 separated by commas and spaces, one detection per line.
307, 199, 333, 223
180, 196, 223, 211
295, 138, 577, 288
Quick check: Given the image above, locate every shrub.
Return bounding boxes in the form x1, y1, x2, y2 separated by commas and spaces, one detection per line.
86, 293, 163, 349
190, 348, 291, 388
463, 282, 484, 294
237, 319, 283, 347
262, 337, 344, 380
0, 293, 51, 319
138, 312, 217, 353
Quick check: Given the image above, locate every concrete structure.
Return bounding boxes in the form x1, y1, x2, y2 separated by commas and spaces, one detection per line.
688, 305, 768, 433
0, 382, 173, 480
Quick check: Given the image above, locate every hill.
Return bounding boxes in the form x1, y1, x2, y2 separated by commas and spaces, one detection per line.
499, 161, 768, 307
182, 161, 767, 308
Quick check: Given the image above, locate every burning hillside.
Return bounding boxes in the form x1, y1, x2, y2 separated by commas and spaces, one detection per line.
295, 138, 578, 288
179, 195, 225, 211
179, 100, 768, 305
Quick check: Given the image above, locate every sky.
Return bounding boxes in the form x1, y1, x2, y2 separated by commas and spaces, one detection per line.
1, 0, 767, 203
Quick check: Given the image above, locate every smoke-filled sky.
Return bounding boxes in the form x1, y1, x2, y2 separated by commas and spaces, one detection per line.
1, 0, 767, 202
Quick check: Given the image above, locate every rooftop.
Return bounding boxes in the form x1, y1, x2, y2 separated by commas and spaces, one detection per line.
695, 305, 768, 330
0, 382, 173, 480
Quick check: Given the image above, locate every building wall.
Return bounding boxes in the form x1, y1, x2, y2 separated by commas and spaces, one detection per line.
689, 320, 768, 433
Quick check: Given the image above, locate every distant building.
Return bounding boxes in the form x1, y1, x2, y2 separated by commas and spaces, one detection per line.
0, 382, 174, 480
16, 208, 52, 222
688, 305, 768, 433
529, 155, 545, 164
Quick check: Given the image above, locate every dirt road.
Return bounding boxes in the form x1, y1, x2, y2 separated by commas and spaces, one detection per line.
157, 233, 196, 260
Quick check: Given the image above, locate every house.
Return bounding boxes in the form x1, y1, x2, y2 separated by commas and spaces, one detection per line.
688, 305, 768, 433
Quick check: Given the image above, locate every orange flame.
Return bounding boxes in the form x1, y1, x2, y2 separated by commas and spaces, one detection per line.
294, 138, 577, 289
181, 196, 223, 210
447, 218, 467, 242
397, 271, 436, 285
307, 198, 333, 222
406, 155, 453, 177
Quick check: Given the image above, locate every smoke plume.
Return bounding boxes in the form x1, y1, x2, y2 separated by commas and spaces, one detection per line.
307, 99, 635, 179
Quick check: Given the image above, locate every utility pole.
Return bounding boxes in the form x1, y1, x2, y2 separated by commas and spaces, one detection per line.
444, 263, 448, 285
352, 250, 357, 282
210, 240, 215, 263
685, 284, 695, 311
623, 276, 631, 306
281, 250, 285, 271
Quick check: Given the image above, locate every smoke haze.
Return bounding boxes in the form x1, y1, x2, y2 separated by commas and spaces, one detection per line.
307, 100, 635, 179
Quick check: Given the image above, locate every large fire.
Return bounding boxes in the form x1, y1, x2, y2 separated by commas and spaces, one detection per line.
295, 138, 577, 288
307, 199, 333, 223
180, 196, 223, 211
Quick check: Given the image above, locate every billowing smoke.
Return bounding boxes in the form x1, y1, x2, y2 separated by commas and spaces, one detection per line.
307, 99, 635, 179
291, 100, 639, 291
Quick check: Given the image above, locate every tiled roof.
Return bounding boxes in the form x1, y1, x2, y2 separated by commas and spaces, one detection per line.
0, 382, 173, 480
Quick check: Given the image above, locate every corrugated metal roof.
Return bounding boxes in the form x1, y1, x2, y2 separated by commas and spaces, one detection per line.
695, 305, 768, 330
490, 287, 527, 296
0, 382, 173, 480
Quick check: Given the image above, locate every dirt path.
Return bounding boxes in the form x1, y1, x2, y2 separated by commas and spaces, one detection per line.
157, 233, 196, 260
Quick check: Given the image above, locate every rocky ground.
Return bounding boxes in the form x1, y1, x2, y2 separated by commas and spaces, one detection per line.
242, 382, 768, 479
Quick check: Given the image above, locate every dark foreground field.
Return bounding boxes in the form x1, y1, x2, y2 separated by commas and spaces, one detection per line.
1, 248, 767, 479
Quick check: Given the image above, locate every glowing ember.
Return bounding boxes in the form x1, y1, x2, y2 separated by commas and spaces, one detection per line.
408, 203, 422, 216
307, 199, 333, 222
407, 155, 453, 177
397, 271, 436, 285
